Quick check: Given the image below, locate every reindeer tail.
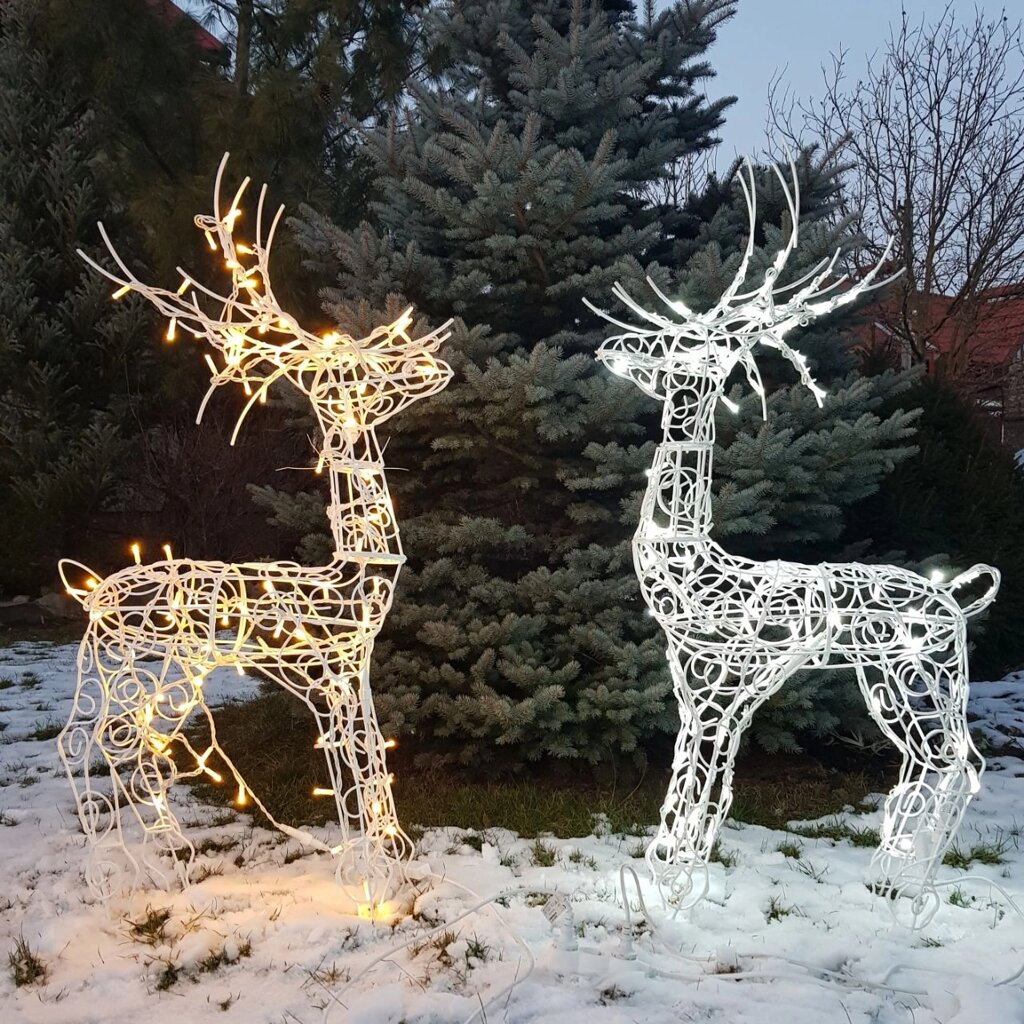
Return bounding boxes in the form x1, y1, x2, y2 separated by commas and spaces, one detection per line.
58, 559, 104, 606
944, 564, 1001, 619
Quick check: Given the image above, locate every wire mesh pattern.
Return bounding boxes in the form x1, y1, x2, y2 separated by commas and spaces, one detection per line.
57, 155, 453, 912
587, 158, 1000, 928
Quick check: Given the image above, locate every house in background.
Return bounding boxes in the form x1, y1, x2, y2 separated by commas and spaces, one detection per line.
857, 285, 1024, 448
143, 0, 228, 64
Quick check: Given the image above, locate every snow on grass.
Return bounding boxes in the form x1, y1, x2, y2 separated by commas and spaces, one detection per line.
2, 641, 1024, 1022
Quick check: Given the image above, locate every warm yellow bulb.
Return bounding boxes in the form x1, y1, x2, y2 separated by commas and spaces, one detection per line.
312, 787, 334, 797
236, 784, 248, 807
85, 577, 99, 591
162, 543, 173, 561
130, 542, 142, 565
112, 284, 131, 300
384, 738, 397, 750
166, 318, 177, 342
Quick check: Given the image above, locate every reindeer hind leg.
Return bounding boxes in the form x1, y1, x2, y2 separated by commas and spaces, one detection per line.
855, 628, 981, 928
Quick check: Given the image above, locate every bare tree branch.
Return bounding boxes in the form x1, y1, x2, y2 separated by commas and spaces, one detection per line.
770, 5, 1024, 383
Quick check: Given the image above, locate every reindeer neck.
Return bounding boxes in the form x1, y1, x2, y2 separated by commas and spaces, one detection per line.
638, 379, 720, 545
322, 428, 404, 566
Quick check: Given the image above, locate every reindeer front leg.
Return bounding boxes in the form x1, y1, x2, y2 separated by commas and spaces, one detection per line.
649, 647, 795, 909
317, 655, 410, 910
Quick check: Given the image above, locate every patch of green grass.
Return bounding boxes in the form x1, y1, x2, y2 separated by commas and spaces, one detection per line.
765, 895, 801, 922
531, 838, 558, 867
776, 840, 802, 860
567, 848, 598, 869
626, 840, 647, 859
944, 839, 1009, 869
794, 860, 829, 883
154, 961, 180, 991
173, 688, 895, 840
128, 906, 172, 945
948, 887, 972, 908
848, 826, 881, 848
710, 839, 738, 868
465, 935, 491, 964
9, 936, 47, 987
461, 831, 484, 852
20, 672, 42, 690
788, 818, 879, 849
28, 719, 62, 742
0, 678, 14, 691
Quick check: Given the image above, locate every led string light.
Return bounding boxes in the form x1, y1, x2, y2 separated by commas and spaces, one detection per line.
57, 154, 454, 913
587, 155, 1000, 929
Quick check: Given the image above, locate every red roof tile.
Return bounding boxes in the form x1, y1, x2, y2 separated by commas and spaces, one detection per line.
143, 0, 226, 57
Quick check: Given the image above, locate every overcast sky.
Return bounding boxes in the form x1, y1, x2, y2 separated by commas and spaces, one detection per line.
182, 0, 1002, 161
702, 0, 994, 160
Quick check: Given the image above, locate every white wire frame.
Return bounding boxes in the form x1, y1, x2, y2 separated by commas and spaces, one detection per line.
57, 155, 453, 915
587, 156, 1000, 929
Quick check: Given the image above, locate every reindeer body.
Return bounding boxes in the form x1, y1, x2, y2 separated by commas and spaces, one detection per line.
590, 160, 998, 925
58, 158, 451, 909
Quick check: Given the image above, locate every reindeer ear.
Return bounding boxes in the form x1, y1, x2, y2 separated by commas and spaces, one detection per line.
596, 340, 666, 401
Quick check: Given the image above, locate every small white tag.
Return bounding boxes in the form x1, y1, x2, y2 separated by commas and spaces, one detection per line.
542, 893, 571, 927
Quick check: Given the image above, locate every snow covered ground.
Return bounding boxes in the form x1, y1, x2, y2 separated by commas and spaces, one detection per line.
3, 642, 1024, 1024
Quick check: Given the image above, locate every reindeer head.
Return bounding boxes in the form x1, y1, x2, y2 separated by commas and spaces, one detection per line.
79, 154, 453, 449
586, 157, 897, 417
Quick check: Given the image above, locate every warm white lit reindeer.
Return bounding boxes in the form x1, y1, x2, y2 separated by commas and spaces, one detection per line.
587, 159, 999, 925
57, 156, 452, 912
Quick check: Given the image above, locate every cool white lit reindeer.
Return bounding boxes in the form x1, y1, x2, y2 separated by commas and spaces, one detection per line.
57, 156, 452, 912
587, 159, 999, 925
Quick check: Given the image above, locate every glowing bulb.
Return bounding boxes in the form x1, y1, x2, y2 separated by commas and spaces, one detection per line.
166, 318, 177, 342
384, 738, 397, 750
112, 284, 131, 300
236, 784, 248, 807
719, 395, 740, 414
85, 577, 99, 591
131, 542, 142, 565
312, 787, 335, 798
162, 543, 173, 561
930, 569, 945, 584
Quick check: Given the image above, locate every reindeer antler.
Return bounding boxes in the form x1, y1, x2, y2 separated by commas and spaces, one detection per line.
78, 154, 452, 445
587, 153, 901, 412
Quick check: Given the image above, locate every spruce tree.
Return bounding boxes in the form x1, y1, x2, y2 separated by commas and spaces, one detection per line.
0, 1, 155, 593
259, 3, 919, 768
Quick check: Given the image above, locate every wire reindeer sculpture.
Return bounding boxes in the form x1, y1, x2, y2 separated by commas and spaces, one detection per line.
586, 158, 999, 927
57, 155, 452, 914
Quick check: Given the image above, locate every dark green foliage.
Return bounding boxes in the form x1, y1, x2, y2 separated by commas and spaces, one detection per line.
264, 0, 739, 768
0, 2, 154, 593
847, 376, 1024, 677
257, 2, 921, 766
